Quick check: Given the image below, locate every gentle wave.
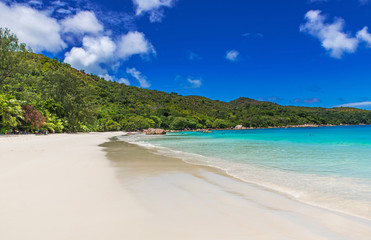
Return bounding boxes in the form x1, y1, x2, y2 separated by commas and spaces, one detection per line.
118, 133, 371, 220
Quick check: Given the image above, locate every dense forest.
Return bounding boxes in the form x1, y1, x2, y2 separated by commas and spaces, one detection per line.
1, 28, 370, 133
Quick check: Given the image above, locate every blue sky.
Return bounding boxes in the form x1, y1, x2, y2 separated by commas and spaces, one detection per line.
0, 0, 371, 109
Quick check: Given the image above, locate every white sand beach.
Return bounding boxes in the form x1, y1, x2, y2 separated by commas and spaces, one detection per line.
1, 133, 370, 240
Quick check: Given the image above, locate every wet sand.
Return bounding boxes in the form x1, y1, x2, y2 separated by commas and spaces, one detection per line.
102, 139, 371, 240
1, 133, 370, 240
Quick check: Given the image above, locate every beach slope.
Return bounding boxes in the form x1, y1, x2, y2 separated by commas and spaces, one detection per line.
0, 133, 370, 240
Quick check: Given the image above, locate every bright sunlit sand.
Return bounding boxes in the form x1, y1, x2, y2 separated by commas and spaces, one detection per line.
1, 133, 370, 240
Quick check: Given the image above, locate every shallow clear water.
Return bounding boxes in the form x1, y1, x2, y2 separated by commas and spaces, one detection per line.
121, 126, 371, 219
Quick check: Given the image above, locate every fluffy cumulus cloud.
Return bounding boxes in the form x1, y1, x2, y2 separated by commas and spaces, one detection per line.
117, 31, 156, 60
132, 0, 174, 22
64, 30, 155, 75
225, 50, 240, 61
300, 10, 371, 58
0, 1, 164, 87
187, 78, 202, 88
64, 36, 116, 74
61, 11, 103, 35
0, 2, 66, 53
300, 10, 358, 58
356, 27, 371, 47
126, 68, 151, 88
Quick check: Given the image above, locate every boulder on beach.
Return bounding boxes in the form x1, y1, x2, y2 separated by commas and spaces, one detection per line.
144, 128, 166, 135
235, 125, 243, 129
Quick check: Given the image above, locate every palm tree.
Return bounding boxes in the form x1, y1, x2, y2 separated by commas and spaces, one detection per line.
0, 95, 24, 132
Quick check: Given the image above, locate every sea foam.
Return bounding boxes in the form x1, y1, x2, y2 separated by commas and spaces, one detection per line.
118, 126, 371, 220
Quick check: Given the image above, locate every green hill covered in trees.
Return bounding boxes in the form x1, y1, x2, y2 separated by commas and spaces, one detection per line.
1, 28, 370, 133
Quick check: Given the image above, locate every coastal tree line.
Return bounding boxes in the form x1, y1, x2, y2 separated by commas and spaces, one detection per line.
0, 28, 370, 134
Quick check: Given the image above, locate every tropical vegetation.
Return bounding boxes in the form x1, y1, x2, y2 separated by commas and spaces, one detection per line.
0, 28, 370, 134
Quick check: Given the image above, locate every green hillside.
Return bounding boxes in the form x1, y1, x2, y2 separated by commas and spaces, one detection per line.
1, 28, 370, 133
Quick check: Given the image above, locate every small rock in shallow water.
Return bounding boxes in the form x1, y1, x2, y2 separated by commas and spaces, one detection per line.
144, 128, 166, 135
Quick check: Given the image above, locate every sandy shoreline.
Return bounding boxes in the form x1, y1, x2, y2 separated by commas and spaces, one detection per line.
1, 133, 370, 239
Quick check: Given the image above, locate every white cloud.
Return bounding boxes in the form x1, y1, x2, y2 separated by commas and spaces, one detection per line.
148, 9, 165, 22
28, 0, 43, 7
102, 74, 131, 83
0, 2, 158, 85
187, 78, 202, 88
132, 0, 174, 22
64, 35, 116, 74
50, 1, 75, 15
51, 0, 68, 7
56, 8, 72, 14
100, 74, 130, 85
126, 67, 151, 88
119, 78, 130, 85
357, 27, 371, 47
133, 0, 173, 14
337, 101, 371, 109
225, 50, 240, 61
61, 11, 103, 35
300, 10, 359, 58
64, 30, 155, 75
117, 31, 156, 60
100, 74, 113, 81
0, 2, 66, 53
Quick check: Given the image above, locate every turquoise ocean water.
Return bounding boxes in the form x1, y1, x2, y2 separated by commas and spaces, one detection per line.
121, 126, 371, 219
